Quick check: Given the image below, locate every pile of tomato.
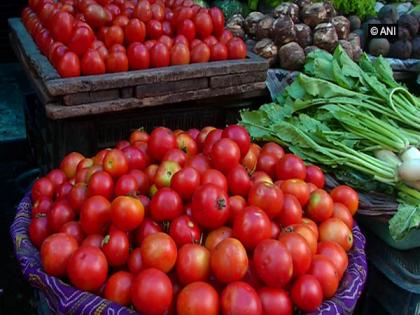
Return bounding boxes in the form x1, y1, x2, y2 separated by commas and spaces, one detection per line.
29, 124, 359, 314
21, 0, 247, 77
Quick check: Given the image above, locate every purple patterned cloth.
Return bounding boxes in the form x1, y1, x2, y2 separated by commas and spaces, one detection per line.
11, 192, 367, 315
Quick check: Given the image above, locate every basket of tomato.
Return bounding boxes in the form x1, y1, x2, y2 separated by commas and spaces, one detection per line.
11, 125, 367, 315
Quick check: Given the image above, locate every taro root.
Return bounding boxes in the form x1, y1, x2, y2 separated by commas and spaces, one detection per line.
332, 16, 350, 40
353, 29, 366, 49
301, 3, 328, 28
369, 38, 390, 57
338, 40, 353, 59
253, 38, 278, 66
398, 14, 419, 37
398, 27, 411, 41
278, 42, 305, 70
412, 36, 420, 59
389, 40, 412, 59
323, 1, 337, 19
226, 14, 246, 39
353, 47, 363, 61
348, 15, 361, 31
273, 3, 300, 23
378, 5, 398, 24
348, 32, 362, 58
227, 14, 245, 28
256, 16, 275, 40
272, 15, 296, 46
304, 45, 320, 56
313, 23, 338, 52
244, 12, 266, 37
295, 23, 312, 47
294, 0, 311, 9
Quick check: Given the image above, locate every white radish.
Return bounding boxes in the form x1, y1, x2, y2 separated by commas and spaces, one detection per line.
398, 159, 420, 182
375, 150, 401, 168
400, 147, 420, 162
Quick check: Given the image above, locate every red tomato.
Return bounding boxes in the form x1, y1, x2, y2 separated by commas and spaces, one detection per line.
134, 218, 162, 246
177, 281, 219, 315
41, 233, 78, 277
256, 154, 277, 179
176, 132, 197, 157
162, 148, 186, 166
35, 28, 53, 56
128, 247, 144, 274
146, 19, 163, 39
261, 143, 284, 160
134, 0, 152, 22
222, 125, 251, 157
170, 43, 190, 65
106, 51, 129, 72
151, 3, 164, 21
210, 238, 248, 283
227, 165, 251, 197
145, 164, 159, 182
67, 246, 108, 292
111, 196, 144, 232
201, 169, 227, 192
102, 228, 130, 267
60, 221, 84, 244
227, 37, 246, 59
208, 41, 227, 61
125, 18, 146, 43
190, 42, 210, 63
194, 12, 213, 38
276, 154, 306, 180
307, 182, 318, 194
50, 11, 74, 44
32, 177, 54, 201
204, 35, 218, 47
204, 226, 232, 251
176, 244, 210, 285
305, 165, 325, 188
127, 42, 150, 69
306, 189, 334, 223
113, 15, 129, 27
104, 25, 124, 48
170, 167, 199, 202
177, 19, 196, 41
259, 287, 293, 315
57, 51, 80, 77
141, 232, 177, 273
55, 182, 72, 200
80, 195, 111, 235
162, 21, 173, 36
203, 129, 222, 155
169, 215, 201, 246
148, 127, 177, 160
48, 201, 75, 232
29, 216, 50, 248
280, 179, 310, 207
309, 255, 339, 298
285, 224, 317, 254
209, 7, 224, 36
221, 282, 262, 315
150, 188, 183, 221
157, 35, 174, 49
104, 271, 133, 306
185, 153, 210, 176
32, 197, 52, 217
279, 232, 312, 278
49, 42, 68, 67
81, 234, 103, 248
87, 170, 114, 199
302, 217, 319, 239
187, 128, 200, 141
191, 183, 230, 229
122, 145, 149, 170
197, 126, 216, 149
233, 206, 271, 250
68, 25, 94, 56
174, 34, 189, 46
248, 182, 284, 218
81, 49, 106, 75
332, 202, 354, 229
317, 241, 348, 279
84, 4, 109, 28
319, 218, 353, 252
241, 149, 258, 176
103, 149, 128, 177
330, 185, 359, 215
291, 275, 323, 312
131, 268, 173, 315
210, 138, 241, 173
277, 194, 302, 227
228, 195, 246, 223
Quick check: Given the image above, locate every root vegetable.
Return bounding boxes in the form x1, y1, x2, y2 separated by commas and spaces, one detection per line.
294, 0, 311, 9
274, 3, 300, 23
412, 36, 420, 59
389, 40, 412, 59
332, 16, 350, 40
401, 147, 420, 162
244, 12, 266, 37
398, 14, 419, 37
368, 38, 390, 57
313, 23, 338, 52
256, 16, 275, 40
273, 15, 296, 46
323, 1, 336, 19
378, 5, 398, 24
348, 15, 361, 31
304, 45, 321, 56
399, 159, 420, 182
338, 40, 353, 59
278, 42, 305, 70
253, 38, 278, 66
295, 23, 312, 48
375, 150, 401, 168
301, 3, 328, 28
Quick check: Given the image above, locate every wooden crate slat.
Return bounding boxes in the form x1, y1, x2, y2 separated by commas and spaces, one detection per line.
135, 78, 209, 98
210, 71, 267, 88
63, 89, 120, 106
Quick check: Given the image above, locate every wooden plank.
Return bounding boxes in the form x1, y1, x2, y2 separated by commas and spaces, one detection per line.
63, 89, 120, 106
135, 78, 209, 98
120, 87, 133, 98
210, 71, 267, 88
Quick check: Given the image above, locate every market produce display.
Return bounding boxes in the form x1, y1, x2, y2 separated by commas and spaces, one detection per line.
21, 0, 247, 77
26, 124, 361, 314
240, 46, 420, 241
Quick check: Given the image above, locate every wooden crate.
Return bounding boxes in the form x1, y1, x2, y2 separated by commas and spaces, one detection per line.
9, 17, 269, 120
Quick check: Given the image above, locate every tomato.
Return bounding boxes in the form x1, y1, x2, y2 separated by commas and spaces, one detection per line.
35, 28, 53, 56
84, 4, 108, 28
170, 43, 190, 65
32, 177, 54, 201
307, 182, 318, 194
161, 20, 173, 36
302, 217, 319, 239
317, 242, 348, 280
221, 125, 251, 157
187, 128, 200, 141
126, 43, 149, 70
319, 218, 353, 252
67, 246, 108, 292
123, 145, 149, 170
210, 238, 248, 283
81, 234, 103, 248
80, 195, 112, 235
48, 201, 75, 232
306, 189, 334, 223
114, 174, 137, 196
130, 129, 149, 144
141, 232, 177, 272
201, 169, 227, 192
175, 132, 197, 158
57, 51, 80, 77
277, 194, 302, 228
154, 161, 181, 188
60, 221, 84, 244
168, 167, 198, 201
185, 153, 210, 176
103, 149, 128, 177
111, 196, 144, 232
190, 42, 210, 63
261, 142, 284, 160
113, 15, 129, 27
226, 37, 247, 59
278, 232, 312, 278
332, 202, 353, 229
276, 154, 306, 180
124, 18, 146, 43
102, 228, 130, 267
41, 233, 78, 277
162, 149, 186, 167
93, 149, 109, 165
174, 34, 189, 46
131, 268, 173, 315
134, 218, 162, 246
134, 0, 152, 22
150, 188, 183, 221
203, 226, 230, 251
305, 165, 325, 188
330, 185, 359, 215
49, 42, 68, 67
256, 154, 277, 179
204, 35, 218, 47
197, 126, 216, 149
128, 247, 144, 274
68, 25, 94, 57
148, 127, 177, 160
106, 51, 129, 72
194, 12, 213, 38
177, 281, 218, 315
284, 223, 317, 255
104, 271, 133, 306
32, 197, 52, 217
177, 19, 196, 41
241, 148, 258, 175
145, 164, 159, 182
50, 11, 74, 44
248, 182, 284, 218
291, 274, 323, 312
176, 244, 210, 285
192, 183, 230, 229
169, 215, 201, 247
105, 25, 124, 49
221, 282, 262, 315
203, 129, 222, 155
209, 7, 224, 36
210, 138, 241, 173
87, 170, 114, 199
308, 254, 339, 299
228, 195, 246, 223
259, 287, 293, 315
280, 179, 310, 207
29, 215, 50, 248
80, 49, 106, 75
55, 182, 72, 200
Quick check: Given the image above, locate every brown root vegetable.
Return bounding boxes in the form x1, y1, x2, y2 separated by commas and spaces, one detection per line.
323, 1, 337, 19
398, 14, 419, 37
338, 40, 353, 59
278, 42, 305, 70
332, 16, 350, 40
368, 38, 390, 57
226, 14, 246, 39
301, 3, 328, 28
412, 36, 420, 59
353, 47, 363, 61
256, 15, 275, 40
348, 15, 361, 31
313, 23, 338, 52
389, 40, 412, 59
295, 23, 312, 47
253, 38, 278, 66
304, 45, 321, 56
352, 29, 366, 49
294, 0, 311, 9
272, 15, 296, 46
273, 3, 300, 23
398, 27, 411, 41
348, 32, 361, 48
244, 12, 266, 37
227, 14, 245, 27
378, 5, 398, 24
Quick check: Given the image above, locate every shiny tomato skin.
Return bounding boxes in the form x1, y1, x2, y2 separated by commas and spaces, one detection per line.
134, 218, 162, 246
170, 43, 190, 65
60, 152, 85, 179
174, 34, 189, 46
227, 37, 247, 59
176, 244, 210, 285
60, 221, 85, 244
305, 165, 325, 189
48, 201, 75, 233
221, 281, 262, 315
111, 196, 144, 232
291, 275, 323, 312
256, 153, 277, 179
106, 51, 129, 72
169, 215, 201, 247
309, 255, 339, 298
162, 21, 173, 36
148, 127, 177, 161
102, 228, 130, 267
68, 25, 94, 56
134, 0, 152, 22
280, 179, 310, 207
210, 238, 248, 283
114, 174, 138, 196
104, 271, 133, 306
29, 216, 50, 248
104, 25, 124, 48
209, 7, 224, 36
87, 170, 114, 199
201, 169, 227, 192
81, 49, 106, 75
284, 224, 318, 255
131, 268, 173, 315
302, 217, 319, 239
50, 11, 74, 44
254, 239, 293, 288
248, 182, 284, 218
221, 125, 251, 157
330, 185, 359, 215
177, 19, 196, 41
276, 154, 306, 180
41, 233, 78, 277
209, 42, 228, 61
261, 143, 284, 160
185, 153, 210, 176
177, 281, 219, 315
128, 247, 144, 274
205, 226, 232, 251
259, 287, 293, 315
228, 195, 246, 224
32, 177, 54, 201
319, 218, 353, 252
157, 34, 174, 49
57, 51, 80, 77
55, 182, 72, 201
130, 129, 149, 144
278, 232, 312, 277
150, 188, 183, 221
103, 149, 129, 178
32, 197, 52, 217
306, 189, 334, 223
190, 42, 210, 63
233, 206, 271, 250
147, 19, 163, 39
317, 241, 348, 279
84, 4, 109, 28
194, 12, 213, 38
210, 138, 241, 173
276, 194, 302, 228
113, 15, 129, 27
332, 202, 354, 229
162, 148, 187, 166
202, 129, 222, 156
122, 145, 149, 170
141, 232, 177, 273
191, 183, 230, 229
170, 167, 200, 201
125, 18, 146, 43
81, 234, 103, 248
80, 195, 112, 235
204, 35, 218, 47
67, 246, 108, 292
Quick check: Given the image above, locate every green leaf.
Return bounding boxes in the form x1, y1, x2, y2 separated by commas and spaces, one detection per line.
389, 203, 420, 240
373, 56, 399, 89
